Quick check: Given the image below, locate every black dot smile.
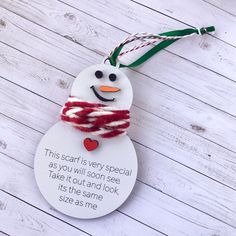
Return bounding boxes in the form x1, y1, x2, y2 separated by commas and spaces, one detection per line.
90, 85, 115, 102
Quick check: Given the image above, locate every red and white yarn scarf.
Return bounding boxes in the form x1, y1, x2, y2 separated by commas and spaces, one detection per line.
60, 96, 130, 138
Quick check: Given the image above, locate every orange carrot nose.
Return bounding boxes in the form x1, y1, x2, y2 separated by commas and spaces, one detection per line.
99, 85, 120, 92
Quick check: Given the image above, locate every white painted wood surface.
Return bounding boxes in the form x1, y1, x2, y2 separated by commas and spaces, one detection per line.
0, 0, 236, 235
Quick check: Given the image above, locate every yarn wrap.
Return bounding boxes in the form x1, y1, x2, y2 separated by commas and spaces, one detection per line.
60, 96, 130, 138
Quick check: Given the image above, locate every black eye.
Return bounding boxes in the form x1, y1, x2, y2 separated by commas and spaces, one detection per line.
95, 70, 103, 79
109, 73, 117, 82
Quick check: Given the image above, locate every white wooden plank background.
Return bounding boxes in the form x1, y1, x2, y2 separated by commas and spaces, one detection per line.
0, 0, 236, 235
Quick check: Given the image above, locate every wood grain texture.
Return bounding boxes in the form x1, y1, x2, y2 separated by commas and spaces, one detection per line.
132, 0, 236, 47
0, 149, 235, 236
1, 45, 236, 190
1, 68, 236, 229
1, 2, 236, 118
203, 0, 236, 17
0, 38, 236, 229
27, 0, 236, 81
0, 7, 236, 152
0, 0, 236, 235
0, 153, 163, 236
0, 191, 89, 236
0, 6, 235, 190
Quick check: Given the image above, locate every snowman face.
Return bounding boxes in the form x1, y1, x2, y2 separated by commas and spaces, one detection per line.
71, 64, 133, 109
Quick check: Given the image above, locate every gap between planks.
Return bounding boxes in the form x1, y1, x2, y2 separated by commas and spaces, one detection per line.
0, 149, 165, 235
130, 0, 236, 48
1, 1, 236, 88
0, 1, 235, 234
1, 37, 236, 156
56, 0, 236, 83
0, 9, 236, 195
0, 149, 234, 235
1, 77, 236, 230
1, 28, 236, 191
0, 189, 92, 236
203, 0, 236, 17
0, 9, 236, 154
1, 2, 236, 121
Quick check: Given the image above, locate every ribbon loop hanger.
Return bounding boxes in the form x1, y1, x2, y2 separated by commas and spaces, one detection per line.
107, 26, 215, 68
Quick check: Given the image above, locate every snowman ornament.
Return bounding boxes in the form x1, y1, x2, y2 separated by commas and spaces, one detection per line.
34, 64, 138, 219
34, 26, 215, 219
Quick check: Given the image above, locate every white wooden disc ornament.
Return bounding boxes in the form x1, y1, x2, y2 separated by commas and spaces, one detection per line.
34, 26, 215, 219
34, 64, 137, 219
